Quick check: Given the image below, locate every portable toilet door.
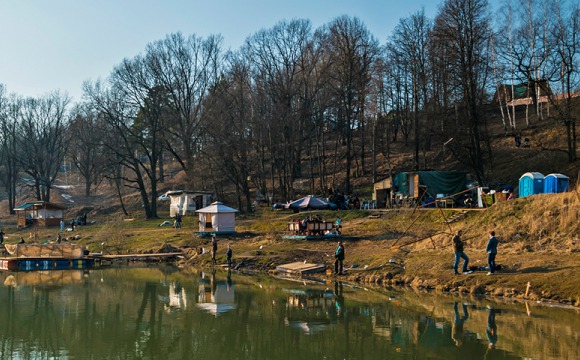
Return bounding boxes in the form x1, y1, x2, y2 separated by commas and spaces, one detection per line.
544, 173, 569, 193
518, 172, 544, 198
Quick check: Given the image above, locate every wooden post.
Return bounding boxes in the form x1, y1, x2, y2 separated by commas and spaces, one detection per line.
525, 282, 531, 297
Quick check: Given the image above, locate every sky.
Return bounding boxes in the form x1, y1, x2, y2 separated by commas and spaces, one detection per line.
0, 0, 501, 102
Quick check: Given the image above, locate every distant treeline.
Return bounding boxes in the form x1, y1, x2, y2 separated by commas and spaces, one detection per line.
0, 0, 577, 217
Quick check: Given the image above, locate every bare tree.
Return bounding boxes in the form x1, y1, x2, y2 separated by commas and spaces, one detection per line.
83, 57, 168, 219
68, 104, 109, 196
322, 16, 380, 194
0, 87, 22, 213
389, 10, 432, 170
16, 92, 71, 202
145, 33, 223, 190
243, 19, 313, 200
432, 0, 493, 184
548, 0, 579, 162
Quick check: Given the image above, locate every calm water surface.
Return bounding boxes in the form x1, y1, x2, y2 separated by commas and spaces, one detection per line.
0, 266, 578, 359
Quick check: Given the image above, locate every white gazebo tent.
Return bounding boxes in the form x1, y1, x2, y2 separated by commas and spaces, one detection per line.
162, 190, 214, 217
195, 201, 238, 234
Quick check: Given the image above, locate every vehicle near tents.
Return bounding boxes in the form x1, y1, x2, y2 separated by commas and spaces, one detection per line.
518, 172, 544, 198
543, 173, 569, 194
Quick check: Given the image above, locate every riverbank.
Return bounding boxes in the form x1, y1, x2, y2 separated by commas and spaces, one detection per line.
180, 191, 579, 307
1, 190, 578, 307
183, 231, 580, 308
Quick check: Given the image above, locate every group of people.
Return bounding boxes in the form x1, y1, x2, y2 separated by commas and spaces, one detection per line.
514, 133, 530, 148
452, 229, 499, 276
293, 215, 342, 236
210, 236, 233, 268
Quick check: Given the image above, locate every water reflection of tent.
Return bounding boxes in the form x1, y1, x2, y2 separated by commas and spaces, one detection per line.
197, 281, 236, 316
195, 201, 238, 235
160, 282, 187, 311
284, 195, 336, 211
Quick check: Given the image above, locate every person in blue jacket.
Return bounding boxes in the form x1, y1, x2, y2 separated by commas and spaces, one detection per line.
486, 231, 499, 275
334, 241, 345, 275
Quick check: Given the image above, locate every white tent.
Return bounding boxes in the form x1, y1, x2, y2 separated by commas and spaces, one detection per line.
162, 190, 214, 217
195, 201, 238, 234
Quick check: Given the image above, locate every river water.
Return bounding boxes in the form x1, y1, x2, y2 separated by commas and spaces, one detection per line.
0, 266, 578, 359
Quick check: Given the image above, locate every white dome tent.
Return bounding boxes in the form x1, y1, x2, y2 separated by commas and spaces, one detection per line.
195, 201, 239, 235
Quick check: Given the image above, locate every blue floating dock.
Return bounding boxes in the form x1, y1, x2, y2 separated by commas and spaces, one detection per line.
0, 257, 95, 271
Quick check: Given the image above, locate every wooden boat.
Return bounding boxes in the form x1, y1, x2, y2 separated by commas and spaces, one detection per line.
4, 243, 85, 259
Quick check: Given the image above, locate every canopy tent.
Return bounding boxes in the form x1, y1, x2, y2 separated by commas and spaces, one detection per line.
195, 202, 238, 234
284, 195, 336, 211
161, 190, 214, 217
543, 173, 569, 194
519, 172, 544, 198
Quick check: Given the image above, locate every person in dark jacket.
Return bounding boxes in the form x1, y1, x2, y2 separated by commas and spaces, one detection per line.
486, 231, 499, 275
452, 230, 469, 275
226, 243, 233, 268
334, 241, 345, 275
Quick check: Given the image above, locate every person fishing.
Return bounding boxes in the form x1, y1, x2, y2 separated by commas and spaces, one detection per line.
211, 236, 218, 265
334, 241, 345, 275
452, 230, 470, 275
226, 243, 233, 268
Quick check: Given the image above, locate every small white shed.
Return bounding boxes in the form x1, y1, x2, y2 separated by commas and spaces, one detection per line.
163, 190, 214, 217
195, 201, 238, 234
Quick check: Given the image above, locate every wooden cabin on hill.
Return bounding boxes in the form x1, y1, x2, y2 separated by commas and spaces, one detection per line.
14, 201, 66, 228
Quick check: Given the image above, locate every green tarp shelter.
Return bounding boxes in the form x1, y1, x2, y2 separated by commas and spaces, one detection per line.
392, 171, 467, 200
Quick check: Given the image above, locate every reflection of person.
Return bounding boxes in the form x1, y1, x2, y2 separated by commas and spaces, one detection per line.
452, 301, 469, 347
334, 281, 344, 317
226, 244, 233, 268
211, 269, 217, 294
211, 236, 218, 265
226, 269, 232, 290
486, 307, 499, 349
486, 231, 499, 275
334, 241, 345, 275
452, 230, 469, 275
57, 233, 62, 244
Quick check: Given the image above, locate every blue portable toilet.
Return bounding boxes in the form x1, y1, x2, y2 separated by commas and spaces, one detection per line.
518, 172, 544, 198
544, 173, 569, 193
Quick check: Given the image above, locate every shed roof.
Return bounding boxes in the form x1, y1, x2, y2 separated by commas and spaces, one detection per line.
195, 201, 238, 214
14, 201, 66, 211
163, 190, 214, 196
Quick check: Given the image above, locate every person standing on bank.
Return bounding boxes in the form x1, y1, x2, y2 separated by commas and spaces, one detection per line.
334, 241, 345, 275
486, 231, 499, 275
452, 230, 469, 275
226, 243, 233, 269
211, 236, 218, 265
